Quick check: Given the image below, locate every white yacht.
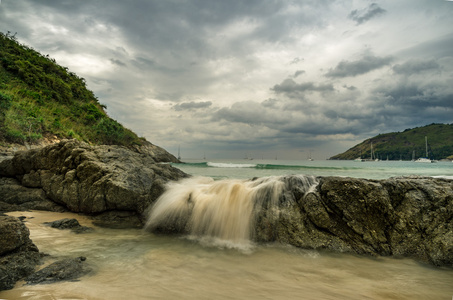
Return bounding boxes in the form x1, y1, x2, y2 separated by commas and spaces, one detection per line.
415, 136, 434, 163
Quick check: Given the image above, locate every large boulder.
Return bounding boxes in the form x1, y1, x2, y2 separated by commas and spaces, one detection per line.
255, 176, 453, 267
0, 215, 41, 291
0, 139, 188, 227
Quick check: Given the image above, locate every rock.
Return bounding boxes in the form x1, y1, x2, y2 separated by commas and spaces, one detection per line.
255, 176, 453, 267
0, 139, 188, 226
26, 256, 90, 284
44, 218, 93, 233
0, 177, 66, 212
91, 210, 144, 229
146, 175, 453, 267
0, 216, 41, 291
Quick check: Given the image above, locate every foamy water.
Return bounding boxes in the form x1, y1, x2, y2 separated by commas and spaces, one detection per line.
145, 175, 317, 250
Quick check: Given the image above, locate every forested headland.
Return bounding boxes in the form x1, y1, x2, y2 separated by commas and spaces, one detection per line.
330, 123, 453, 161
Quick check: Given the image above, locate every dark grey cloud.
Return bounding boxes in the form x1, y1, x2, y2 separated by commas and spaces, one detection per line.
173, 101, 212, 111
271, 79, 335, 98
325, 54, 393, 78
293, 70, 305, 78
110, 58, 126, 67
215, 101, 270, 125
380, 83, 453, 109
397, 33, 453, 60
393, 59, 440, 75
261, 98, 279, 108
349, 3, 386, 25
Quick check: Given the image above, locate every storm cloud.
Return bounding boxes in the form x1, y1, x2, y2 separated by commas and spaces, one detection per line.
271, 79, 335, 98
325, 54, 393, 78
173, 101, 212, 111
392, 60, 440, 75
349, 3, 387, 25
1, 0, 452, 159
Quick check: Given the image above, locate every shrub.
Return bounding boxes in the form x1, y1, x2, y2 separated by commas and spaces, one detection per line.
0, 91, 12, 110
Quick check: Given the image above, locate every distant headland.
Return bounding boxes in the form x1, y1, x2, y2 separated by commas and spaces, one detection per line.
330, 123, 453, 161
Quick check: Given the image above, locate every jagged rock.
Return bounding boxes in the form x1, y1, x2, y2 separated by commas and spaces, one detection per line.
0, 139, 188, 225
0, 216, 41, 291
26, 256, 90, 284
44, 218, 93, 233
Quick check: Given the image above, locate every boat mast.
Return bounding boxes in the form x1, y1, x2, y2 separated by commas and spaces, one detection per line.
425, 136, 428, 158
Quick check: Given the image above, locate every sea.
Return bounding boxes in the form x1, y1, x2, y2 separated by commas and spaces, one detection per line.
172, 158, 453, 180
1, 159, 452, 300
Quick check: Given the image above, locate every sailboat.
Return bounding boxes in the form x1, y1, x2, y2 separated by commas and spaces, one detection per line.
177, 146, 181, 160
364, 142, 379, 161
415, 136, 433, 163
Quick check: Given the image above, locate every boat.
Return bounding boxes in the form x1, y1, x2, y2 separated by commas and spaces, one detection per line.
415, 136, 434, 163
364, 142, 378, 161
308, 150, 314, 161
415, 157, 433, 163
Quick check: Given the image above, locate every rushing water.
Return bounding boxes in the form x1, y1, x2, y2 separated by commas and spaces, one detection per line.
1, 160, 453, 299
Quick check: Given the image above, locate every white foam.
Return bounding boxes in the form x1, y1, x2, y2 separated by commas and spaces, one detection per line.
207, 162, 257, 168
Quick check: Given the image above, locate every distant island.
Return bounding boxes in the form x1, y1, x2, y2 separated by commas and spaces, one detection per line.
0, 32, 144, 149
330, 123, 453, 161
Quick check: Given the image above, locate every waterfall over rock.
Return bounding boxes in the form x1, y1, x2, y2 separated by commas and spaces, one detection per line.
144, 175, 319, 248
145, 175, 453, 267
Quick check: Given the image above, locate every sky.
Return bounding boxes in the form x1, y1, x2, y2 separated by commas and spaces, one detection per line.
1, 0, 453, 160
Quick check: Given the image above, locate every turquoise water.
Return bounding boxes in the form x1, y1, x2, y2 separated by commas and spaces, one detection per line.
172, 159, 453, 180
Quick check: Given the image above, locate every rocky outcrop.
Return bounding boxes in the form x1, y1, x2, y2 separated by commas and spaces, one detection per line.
26, 256, 90, 285
44, 218, 93, 233
0, 215, 91, 291
0, 215, 41, 291
146, 175, 452, 267
254, 176, 453, 267
0, 139, 188, 227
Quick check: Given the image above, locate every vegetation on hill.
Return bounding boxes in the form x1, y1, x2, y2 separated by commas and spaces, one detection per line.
330, 123, 453, 161
0, 32, 144, 147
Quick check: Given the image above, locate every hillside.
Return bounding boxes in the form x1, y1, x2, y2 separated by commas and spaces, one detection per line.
330, 123, 453, 161
0, 32, 143, 147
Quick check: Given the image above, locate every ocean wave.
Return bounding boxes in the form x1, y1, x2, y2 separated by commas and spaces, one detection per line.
207, 162, 257, 168
174, 161, 359, 171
